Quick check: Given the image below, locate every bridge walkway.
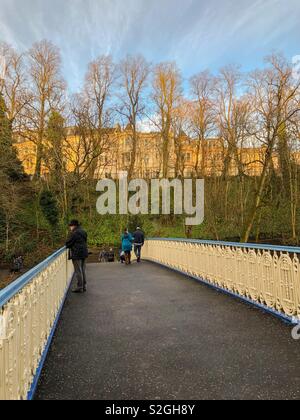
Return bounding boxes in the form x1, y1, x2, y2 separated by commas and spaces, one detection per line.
35, 262, 300, 400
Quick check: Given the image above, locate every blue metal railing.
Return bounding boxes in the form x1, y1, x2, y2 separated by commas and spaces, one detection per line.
0, 247, 66, 308
147, 238, 300, 254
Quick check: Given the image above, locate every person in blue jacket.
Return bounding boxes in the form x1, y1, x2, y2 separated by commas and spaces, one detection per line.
121, 228, 133, 265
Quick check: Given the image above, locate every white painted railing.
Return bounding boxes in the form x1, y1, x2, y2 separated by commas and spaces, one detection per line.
143, 239, 300, 321
0, 248, 73, 400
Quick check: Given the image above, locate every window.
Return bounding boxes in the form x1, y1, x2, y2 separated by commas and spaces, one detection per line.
125, 137, 132, 148
185, 153, 191, 163
122, 152, 131, 166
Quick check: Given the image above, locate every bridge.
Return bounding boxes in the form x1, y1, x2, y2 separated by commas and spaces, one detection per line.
1, 239, 300, 400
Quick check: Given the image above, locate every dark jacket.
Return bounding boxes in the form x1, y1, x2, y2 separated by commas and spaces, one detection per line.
133, 230, 145, 246
66, 227, 89, 260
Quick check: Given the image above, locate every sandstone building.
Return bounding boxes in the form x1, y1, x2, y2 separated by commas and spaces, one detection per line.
14, 125, 279, 179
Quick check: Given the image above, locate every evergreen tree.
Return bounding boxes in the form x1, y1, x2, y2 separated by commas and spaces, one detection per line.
0, 93, 24, 181
39, 189, 61, 243
39, 190, 59, 229
45, 111, 66, 176
45, 111, 69, 219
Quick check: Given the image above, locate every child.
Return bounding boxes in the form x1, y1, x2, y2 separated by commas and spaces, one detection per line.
119, 250, 126, 264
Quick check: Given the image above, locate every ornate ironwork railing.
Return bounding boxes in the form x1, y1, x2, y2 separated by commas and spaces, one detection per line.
143, 239, 300, 322
0, 248, 73, 400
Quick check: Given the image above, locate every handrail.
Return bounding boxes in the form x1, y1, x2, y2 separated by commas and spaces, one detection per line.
0, 247, 73, 400
143, 238, 300, 323
147, 238, 300, 254
0, 247, 66, 308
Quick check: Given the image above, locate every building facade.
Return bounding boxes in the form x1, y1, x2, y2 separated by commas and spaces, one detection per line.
14, 126, 278, 179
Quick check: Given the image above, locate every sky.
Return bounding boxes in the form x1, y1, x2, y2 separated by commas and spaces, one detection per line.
0, 0, 299, 92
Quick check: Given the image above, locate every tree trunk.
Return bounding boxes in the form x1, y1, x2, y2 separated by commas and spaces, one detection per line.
128, 128, 138, 180
241, 147, 273, 243
34, 141, 44, 179
162, 133, 169, 178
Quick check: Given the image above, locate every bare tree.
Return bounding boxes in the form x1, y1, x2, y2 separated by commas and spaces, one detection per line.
117, 55, 150, 179
189, 70, 216, 177
242, 54, 300, 242
152, 62, 182, 178
0, 43, 29, 131
171, 99, 191, 178
67, 94, 116, 181
83, 55, 116, 178
215, 66, 244, 178
25, 40, 66, 178
215, 66, 253, 222
272, 104, 300, 243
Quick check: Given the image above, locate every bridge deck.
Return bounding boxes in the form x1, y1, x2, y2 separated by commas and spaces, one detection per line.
35, 262, 300, 400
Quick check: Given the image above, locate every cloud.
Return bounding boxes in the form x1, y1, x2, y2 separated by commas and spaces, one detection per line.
0, 0, 299, 90
168, 0, 300, 75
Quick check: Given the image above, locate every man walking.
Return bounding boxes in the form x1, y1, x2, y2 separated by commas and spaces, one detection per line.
66, 220, 89, 293
133, 227, 145, 263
